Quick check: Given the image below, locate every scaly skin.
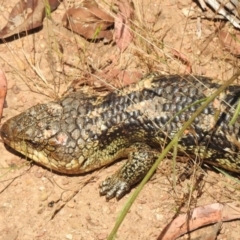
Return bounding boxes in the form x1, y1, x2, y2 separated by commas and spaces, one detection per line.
1, 74, 240, 199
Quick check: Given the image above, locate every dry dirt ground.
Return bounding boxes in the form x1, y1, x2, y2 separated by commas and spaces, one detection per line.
1, 0, 240, 239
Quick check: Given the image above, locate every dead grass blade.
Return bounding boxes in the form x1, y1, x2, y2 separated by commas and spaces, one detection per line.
219, 30, 240, 56
0, 69, 7, 122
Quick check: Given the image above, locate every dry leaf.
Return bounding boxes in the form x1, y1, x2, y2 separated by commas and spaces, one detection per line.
158, 202, 240, 240
219, 30, 240, 56
114, 0, 134, 51
62, 0, 114, 40
0, 0, 60, 39
0, 69, 7, 122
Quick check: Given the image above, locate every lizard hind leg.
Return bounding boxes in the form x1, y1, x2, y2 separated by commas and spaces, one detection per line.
99, 142, 158, 200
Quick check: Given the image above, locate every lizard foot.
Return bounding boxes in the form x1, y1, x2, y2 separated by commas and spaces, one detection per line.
99, 174, 131, 200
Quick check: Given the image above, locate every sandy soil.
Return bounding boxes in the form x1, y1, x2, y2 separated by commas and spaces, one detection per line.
1, 0, 240, 239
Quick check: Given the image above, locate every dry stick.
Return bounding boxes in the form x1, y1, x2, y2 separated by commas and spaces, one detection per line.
107, 69, 240, 240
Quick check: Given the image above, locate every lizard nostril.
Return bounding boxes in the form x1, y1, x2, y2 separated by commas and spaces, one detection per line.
0, 121, 13, 142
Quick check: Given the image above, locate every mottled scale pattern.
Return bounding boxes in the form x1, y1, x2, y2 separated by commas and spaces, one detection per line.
2, 74, 240, 199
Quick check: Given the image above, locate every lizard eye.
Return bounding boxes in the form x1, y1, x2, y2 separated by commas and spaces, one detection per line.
26, 139, 39, 148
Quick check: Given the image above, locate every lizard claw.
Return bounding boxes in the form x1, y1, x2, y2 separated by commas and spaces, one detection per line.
99, 175, 131, 200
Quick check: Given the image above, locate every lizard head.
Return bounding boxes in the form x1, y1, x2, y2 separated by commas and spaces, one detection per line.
1, 101, 88, 174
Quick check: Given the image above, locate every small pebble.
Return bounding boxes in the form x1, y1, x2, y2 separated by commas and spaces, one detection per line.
39, 186, 45, 191
40, 190, 48, 201
97, 233, 108, 240
61, 177, 69, 185
67, 201, 75, 208
65, 233, 73, 240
